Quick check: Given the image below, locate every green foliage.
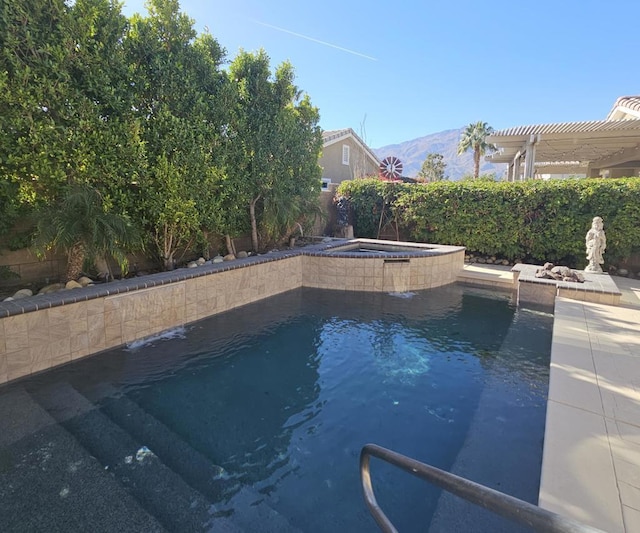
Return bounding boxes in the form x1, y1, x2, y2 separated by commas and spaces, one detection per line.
32, 184, 141, 280
0, 266, 20, 281
336, 179, 404, 239
417, 153, 447, 183
224, 50, 322, 251
0, 0, 322, 268
338, 178, 640, 267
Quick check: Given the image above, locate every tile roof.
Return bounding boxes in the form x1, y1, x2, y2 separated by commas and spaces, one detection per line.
606, 95, 640, 120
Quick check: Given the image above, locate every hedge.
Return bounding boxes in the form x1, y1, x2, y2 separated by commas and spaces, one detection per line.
336, 178, 640, 268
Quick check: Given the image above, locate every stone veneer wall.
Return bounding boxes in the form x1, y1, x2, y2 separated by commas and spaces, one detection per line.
0, 246, 463, 385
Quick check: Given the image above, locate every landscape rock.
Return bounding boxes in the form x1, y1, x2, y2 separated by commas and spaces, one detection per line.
237, 251, 249, 259
196, 257, 206, 266
223, 254, 236, 261
617, 268, 629, 277
13, 289, 33, 299
65, 280, 82, 289
3, 297, 14, 302
78, 276, 94, 287
39, 283, 65, 295
212, 255, 224, 263
536, 262, 584, 283
187, 261, 198, 268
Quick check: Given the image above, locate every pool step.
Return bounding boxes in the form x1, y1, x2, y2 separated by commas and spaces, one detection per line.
81, 386, 302, 532
0, 387, 166, 533
87, 387, 239, 502
31, 382, 216, 532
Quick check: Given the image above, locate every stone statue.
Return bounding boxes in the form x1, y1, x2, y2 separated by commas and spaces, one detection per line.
585, 216, 606, 273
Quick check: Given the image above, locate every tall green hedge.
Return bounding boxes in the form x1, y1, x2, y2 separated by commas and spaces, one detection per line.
336, 178, 640, 268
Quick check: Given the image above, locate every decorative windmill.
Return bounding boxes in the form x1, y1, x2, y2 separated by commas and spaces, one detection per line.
376, 156, 403, 240
379, 156, 403, 181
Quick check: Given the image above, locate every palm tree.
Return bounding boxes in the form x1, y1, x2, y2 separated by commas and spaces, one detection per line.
457, 122, 496, 179
33, 184, 141, 282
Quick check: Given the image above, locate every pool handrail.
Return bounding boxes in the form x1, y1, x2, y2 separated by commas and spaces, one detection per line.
360, 443, 605, 533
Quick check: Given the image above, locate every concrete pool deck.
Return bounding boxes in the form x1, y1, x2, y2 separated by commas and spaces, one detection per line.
460, 263, 640, 532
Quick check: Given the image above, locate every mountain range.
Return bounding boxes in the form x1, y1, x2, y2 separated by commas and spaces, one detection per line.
373, 127, 506, 181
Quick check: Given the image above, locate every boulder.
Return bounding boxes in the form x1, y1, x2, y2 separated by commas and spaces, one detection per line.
65, 280, 82, 289
78, 276, 94, 287
39, 283, 65, 295
13, 289, 33, 299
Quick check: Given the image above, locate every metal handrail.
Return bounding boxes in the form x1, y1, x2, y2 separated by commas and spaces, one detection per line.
360, 443, 604, 533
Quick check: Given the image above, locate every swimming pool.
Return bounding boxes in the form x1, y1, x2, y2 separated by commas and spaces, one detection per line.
0, 284, 552, 532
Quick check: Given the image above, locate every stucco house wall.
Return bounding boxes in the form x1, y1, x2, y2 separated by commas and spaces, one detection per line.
319, 129, 380, 188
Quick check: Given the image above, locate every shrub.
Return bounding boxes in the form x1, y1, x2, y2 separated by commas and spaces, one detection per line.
337, 178, 640, 268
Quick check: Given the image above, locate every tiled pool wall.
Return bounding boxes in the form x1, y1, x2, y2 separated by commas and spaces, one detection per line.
0, 241, 465, 385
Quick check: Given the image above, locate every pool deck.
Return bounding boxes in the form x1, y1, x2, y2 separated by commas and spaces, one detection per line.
459, 264, 640, 532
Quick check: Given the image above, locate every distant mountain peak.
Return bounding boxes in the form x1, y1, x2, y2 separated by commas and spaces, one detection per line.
373, 128, 505, 181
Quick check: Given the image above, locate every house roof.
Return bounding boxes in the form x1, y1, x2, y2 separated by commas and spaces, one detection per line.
322, 128, 380, 166
606, 96, 640, 120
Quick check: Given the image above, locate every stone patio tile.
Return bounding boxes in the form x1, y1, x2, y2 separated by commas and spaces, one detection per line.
540, 400, 623, 532
548, 361, 604, 415
623, 506, 640, 532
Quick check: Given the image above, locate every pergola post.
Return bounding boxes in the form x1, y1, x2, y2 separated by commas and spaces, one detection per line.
523, 135, 538, 180
512, 152, 522, 181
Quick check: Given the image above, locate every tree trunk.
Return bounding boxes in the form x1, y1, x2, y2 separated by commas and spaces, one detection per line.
249, 195, 261, 252
163, 252, 175, 271
66, 242, 86, 282
474, 150, 481, 179
225, 235, 236, 256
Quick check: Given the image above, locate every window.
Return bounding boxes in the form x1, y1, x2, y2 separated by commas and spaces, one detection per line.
342, 145, 350, 165
321, 178, 332, 190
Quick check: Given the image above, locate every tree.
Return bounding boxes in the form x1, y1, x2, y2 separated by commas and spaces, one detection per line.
417, 153, 447, 182
33, 185, 140, 281
224, 50, 322, 252
0, 0, 144, 237
457, 122, 496, 179
125, 0, 227, 268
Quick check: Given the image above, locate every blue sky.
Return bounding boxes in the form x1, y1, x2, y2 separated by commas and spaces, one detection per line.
121, 0, 640, 149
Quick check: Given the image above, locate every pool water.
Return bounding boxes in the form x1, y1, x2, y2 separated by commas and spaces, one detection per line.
0, 285, 552, 532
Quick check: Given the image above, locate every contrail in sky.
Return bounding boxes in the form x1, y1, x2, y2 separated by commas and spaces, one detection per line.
253, 20, 377, 61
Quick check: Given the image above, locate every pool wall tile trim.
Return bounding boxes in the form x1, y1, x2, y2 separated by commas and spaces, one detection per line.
0, 240, 465, 385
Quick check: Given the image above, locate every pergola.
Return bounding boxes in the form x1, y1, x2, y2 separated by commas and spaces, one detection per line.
487, 107, 640, 180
